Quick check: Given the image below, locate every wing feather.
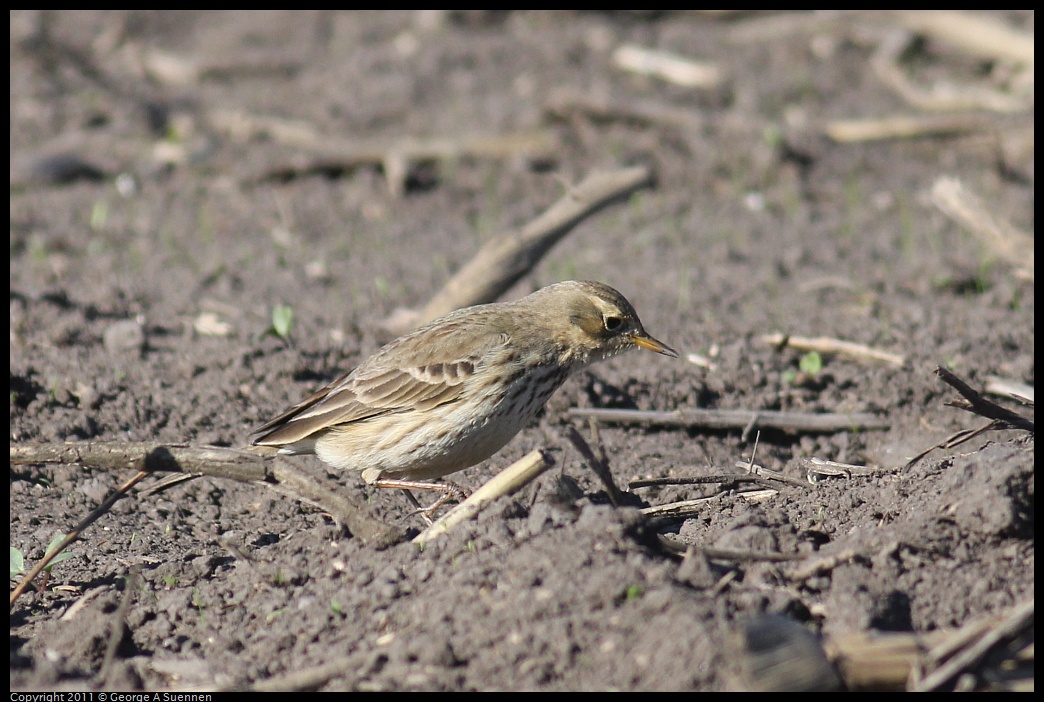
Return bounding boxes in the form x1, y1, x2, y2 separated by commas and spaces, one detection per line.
249, 317, 507, 448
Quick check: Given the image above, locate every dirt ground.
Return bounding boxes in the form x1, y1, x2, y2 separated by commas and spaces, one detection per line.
10, 11, 1034, 692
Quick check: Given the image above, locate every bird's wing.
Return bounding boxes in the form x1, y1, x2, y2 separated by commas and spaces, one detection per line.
250, 319, 507, 447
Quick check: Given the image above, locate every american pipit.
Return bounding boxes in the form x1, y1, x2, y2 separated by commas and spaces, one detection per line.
250, 280, 676, 510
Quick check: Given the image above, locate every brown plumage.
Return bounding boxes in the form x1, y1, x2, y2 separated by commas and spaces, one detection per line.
250, 280, 676, 500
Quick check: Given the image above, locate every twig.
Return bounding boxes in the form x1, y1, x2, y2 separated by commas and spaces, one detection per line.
904, 421, 1009, 469
242, 656, 366, 692
98, 566, 140, 687
762, 332, 906, 367
567, 407, 890, 433
871, 29, 1030, 113
823, 113, 998, 143
785, 547, 861, 581
904, 366, 1033, 469
10, 469, 150, 608
890, 10, 1035, 66
930, 176, 1034, 278
935, 366, 1033, 431
910, 598, 1033, 691
821, 599, 1034, 691
211, 105, 557, 195
545, 89, 705, 131
641, 489, 778, 519
825, 628, 942, 691
612, 44, 722, 88
413, 449, 553, 546
9, 441, 404, 550
381, 165, 655, 334
737, 461, 815, 489
630, 474, 767, 489
983, 376, 1034, 404
660, 539, 800, 562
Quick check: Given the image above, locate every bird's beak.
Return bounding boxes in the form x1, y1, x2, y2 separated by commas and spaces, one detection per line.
630, 333, 678, 358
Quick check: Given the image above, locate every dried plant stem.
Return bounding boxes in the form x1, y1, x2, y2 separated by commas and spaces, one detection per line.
762, 332, 906, 367
567, 407, 889, 433
413, 449, 553, 546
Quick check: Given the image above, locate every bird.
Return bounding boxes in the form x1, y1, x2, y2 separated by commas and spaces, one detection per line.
249, 280, 677, 512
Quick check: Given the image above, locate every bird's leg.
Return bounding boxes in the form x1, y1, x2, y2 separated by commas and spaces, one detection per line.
373, 478, 470, 523
400, 490, 435, 526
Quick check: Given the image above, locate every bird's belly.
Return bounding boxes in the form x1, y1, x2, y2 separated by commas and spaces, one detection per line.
318, 366, 567, 482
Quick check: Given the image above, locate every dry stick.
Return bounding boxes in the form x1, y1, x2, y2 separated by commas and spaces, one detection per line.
10, 469, 149, 608
740, 461, 815, 489
9, 441, 404, 550
935, 365, 1034, 432
983, 375, 1034, 404
903, 421, 1009, 470
826, 629, 947, 691
98, 565, 140, 687
567, 407, 890, 433
931, 176, 1035, 278
631, 467, 809, 492
266, 458, 404, 547
631, 474, 771, 489
910, 598, 1034, 692
612, 44, 723, 88
381, 165, 655, 334
762, 332, 906, 367
10, 442, 267, 481
824, 600, 1032, 691
871, 29, 1030, 114
413, 449, 553, 546
641, 490, 778, 519
564, 424, 626, 507
890, 10, 1035, 66
785, 547, 861, 582
544, 89, 705, 131
658, 537, 800, 563
208, 106, 557, 195
904, 366, 1034, 469
243, 656, 368, 692
823, 113, 999, 143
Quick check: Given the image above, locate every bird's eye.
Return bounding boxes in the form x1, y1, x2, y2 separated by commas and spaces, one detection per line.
603, 315, 624, 332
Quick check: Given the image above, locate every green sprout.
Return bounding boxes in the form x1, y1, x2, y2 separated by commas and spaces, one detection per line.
269, 304, 294, 341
